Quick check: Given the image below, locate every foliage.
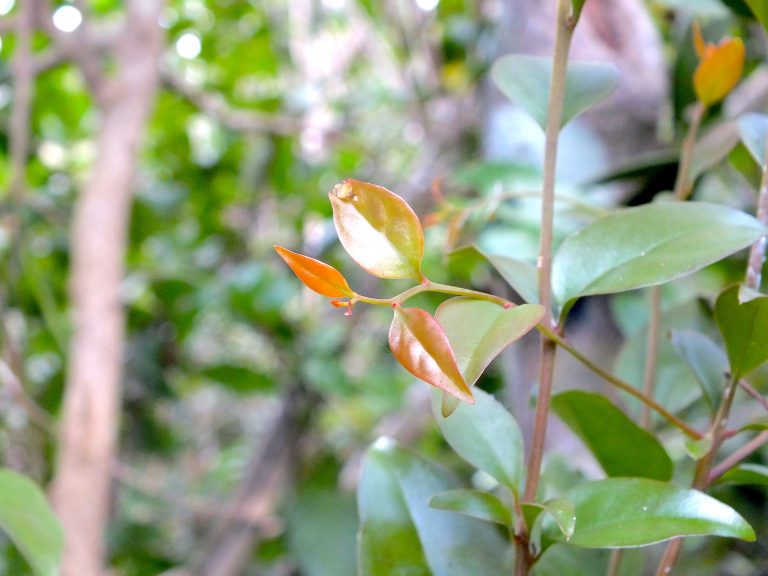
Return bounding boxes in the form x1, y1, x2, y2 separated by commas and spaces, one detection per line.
2, 0, 768, 575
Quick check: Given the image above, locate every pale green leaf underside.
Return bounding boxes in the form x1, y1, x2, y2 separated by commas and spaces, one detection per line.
492, 55, 619, 129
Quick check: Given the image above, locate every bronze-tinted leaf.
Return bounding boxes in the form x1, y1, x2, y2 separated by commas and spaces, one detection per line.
330, 180, 424, 280
694, 37, 745, 106
388, 306, 473, 403
274, 245, 353, 297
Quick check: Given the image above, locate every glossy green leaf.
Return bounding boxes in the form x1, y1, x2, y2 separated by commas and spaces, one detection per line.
715, 285, 768, 378
436, 298, 544, 387
562, 478, 754, 547
274, 245, 353, 297
330, 179, 424, 280
669, 329, 728, 411
739, 113, 768, 165
482, 252, 539, 304
526, 498, 577, 555
552, 202, 765, 308
552, 391, 673, 481
389, 306, 473, 403
718, 463, 768, 487
358, 438, 513, 576
745, 0, 768, 32
433, 388, 524, 493
0, 470, 64, 576
428, 489, 512, 526
492, 55, 619, 129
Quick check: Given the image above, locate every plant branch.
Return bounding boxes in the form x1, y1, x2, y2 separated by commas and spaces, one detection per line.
745, 133, 768, 290
160, 68, 304, 136
656, 372, 739, 575
352, 281, 512, 309
673, 102, 706, 201
539, 324, 702, 439
738, 379, 768, 413
516, 2, 576, 574
641, 286, 662, 429
709, 430, 768, 483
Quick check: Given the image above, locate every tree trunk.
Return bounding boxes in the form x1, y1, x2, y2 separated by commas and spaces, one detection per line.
50, 2, 164, 574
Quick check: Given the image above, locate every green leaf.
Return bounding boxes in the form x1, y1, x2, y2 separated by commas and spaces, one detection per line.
0, 470, 64, 576
330, 179, 424, 280
551, 391, 673, 481
436, 298, 544, 387
492, 55, 619, 129
482, 252, 539, 304
562, 478, 755, 547
571, 0, 587, 20
201, 363, 275, 394
552, 202, 765, 308
389, 306, 473, 403
526, 498, 577, 555
358, 438, 513, 576
433, 388, 524, 494
669, 329, 728, 411
738, 113, 768, 165
745, 0, 768, 32
715, 285, 768, 378
718, 463, 768, 487
428, 489, 512, 526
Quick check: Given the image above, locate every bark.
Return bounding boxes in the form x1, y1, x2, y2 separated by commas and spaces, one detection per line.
49, 2, 164, 574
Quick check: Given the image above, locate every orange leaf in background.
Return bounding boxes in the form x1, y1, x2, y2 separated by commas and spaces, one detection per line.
274, 245, 353, 298
388, 306, 474, 404
329, 179, 425, 281
692, 23, 745, 106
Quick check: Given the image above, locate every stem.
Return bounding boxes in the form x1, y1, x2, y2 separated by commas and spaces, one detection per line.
738, 379, 768, 413
352, 281, 511, 308
745, 135, 768, 290
655, 373, 739, 576
516, 3, 575, 573
709, 430, 768, 483
523, 0, 574, 501
607, 550, 623, 576
539, 325, 702, 439
673, 102, 706, 201
641, 286, 662, 429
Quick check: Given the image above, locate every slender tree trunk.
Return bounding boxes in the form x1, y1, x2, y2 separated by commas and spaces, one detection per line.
50, 2, 164, 574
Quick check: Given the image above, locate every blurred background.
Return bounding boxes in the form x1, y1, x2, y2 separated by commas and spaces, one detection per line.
1, 0, 768, 574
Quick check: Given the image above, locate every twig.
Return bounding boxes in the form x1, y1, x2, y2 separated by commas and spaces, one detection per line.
518, 3, 577, 574
161, 68, 304, 136
745, 133, 768, 290
0, 359, 56, 435
194, 385, 312, 576
709, 430, 768, 483
738, 379, 768, 413
539, 325, 702, 439
673, 102, 706, 201
641, 286, 662, 429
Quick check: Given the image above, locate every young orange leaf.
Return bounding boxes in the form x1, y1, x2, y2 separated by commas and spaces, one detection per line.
693, 33, 745, 106
329, 179, 425, 281
388, 306, 474, 404
274, 245, 353, 297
